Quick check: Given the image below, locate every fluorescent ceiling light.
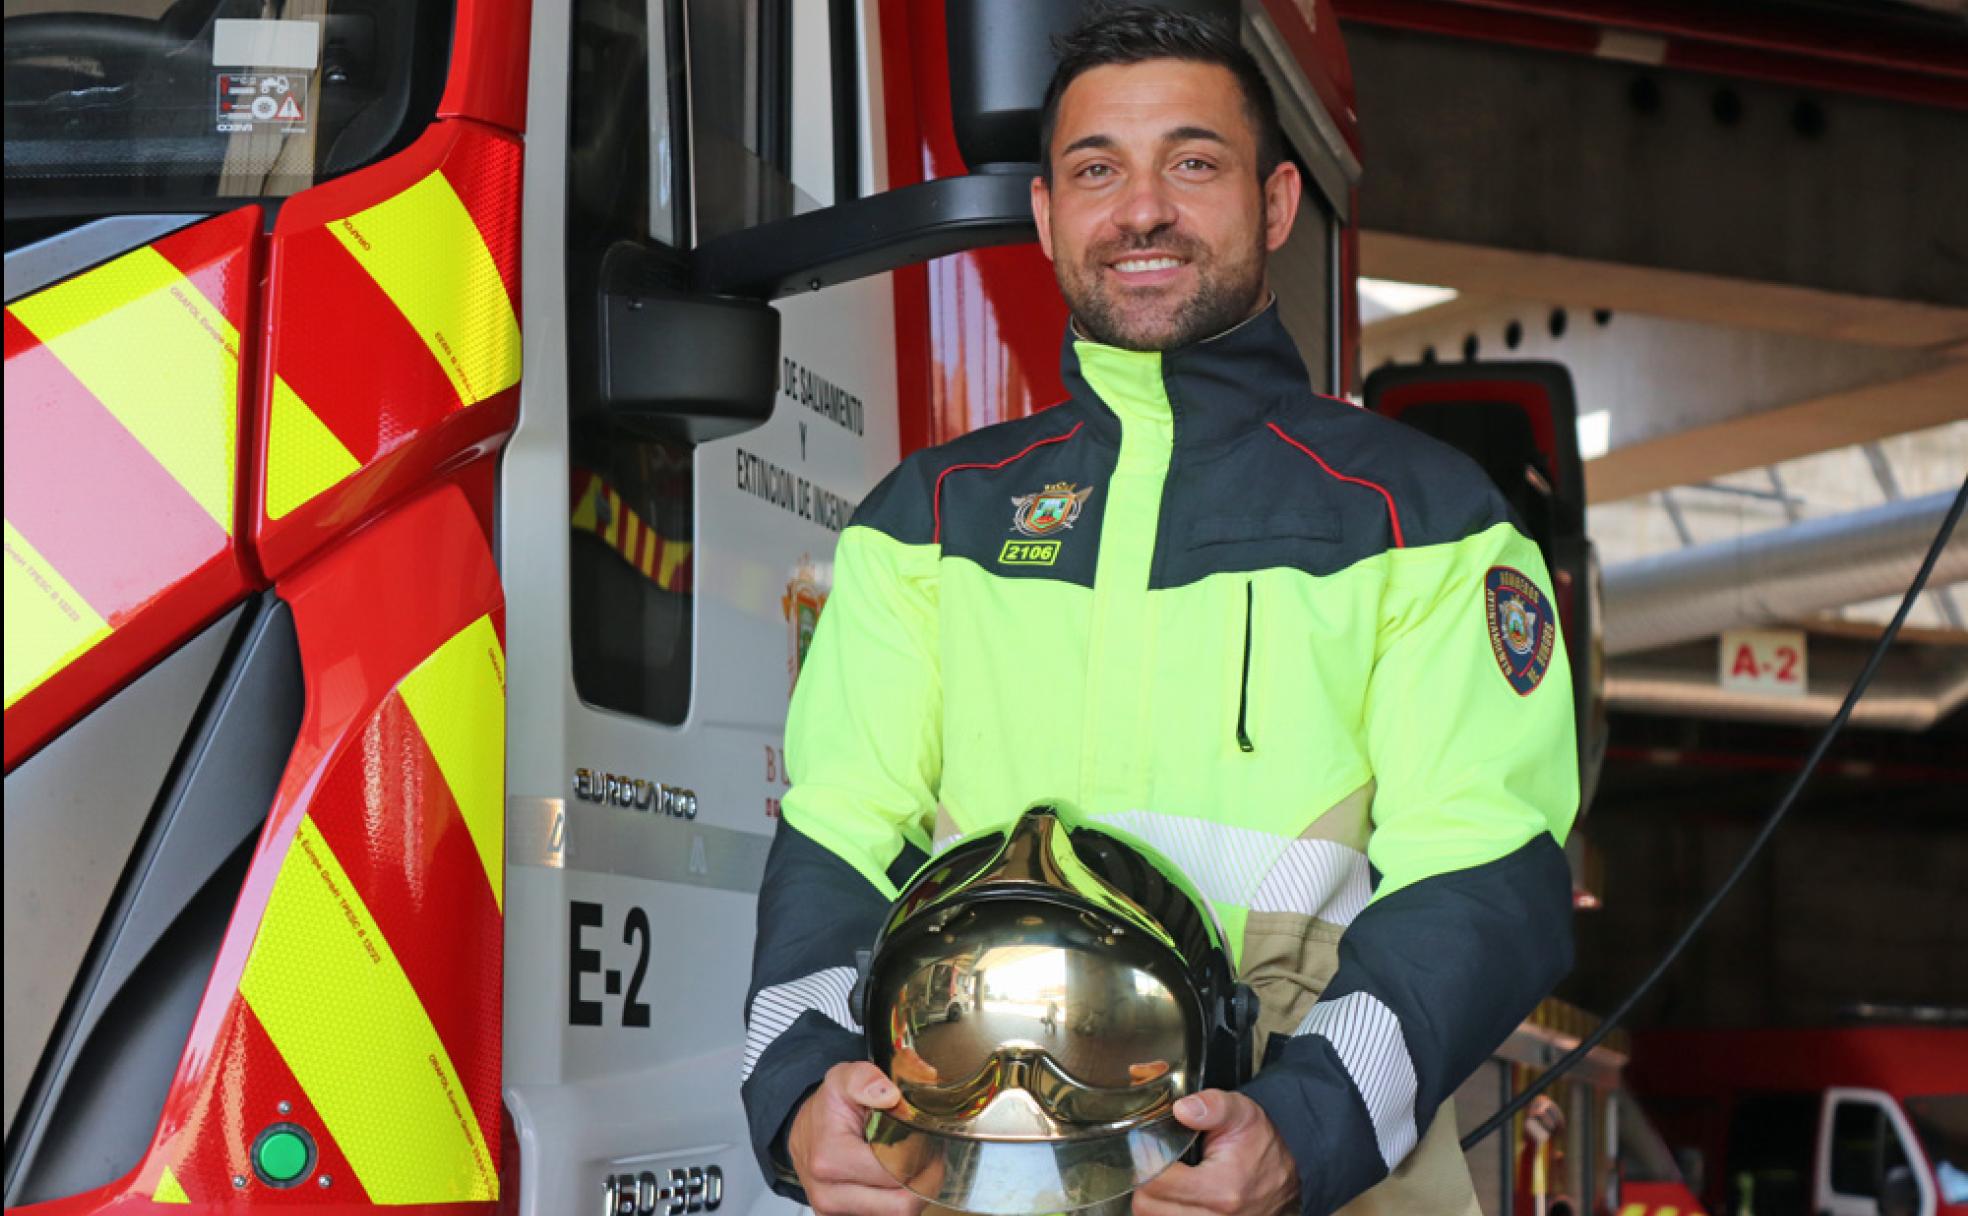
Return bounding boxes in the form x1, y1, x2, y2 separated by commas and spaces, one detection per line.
1359, 277, 1457, 324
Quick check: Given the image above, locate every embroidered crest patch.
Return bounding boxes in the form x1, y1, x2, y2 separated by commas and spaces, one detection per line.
1010, 482, 1094, 537
1484, 565, 1556, 695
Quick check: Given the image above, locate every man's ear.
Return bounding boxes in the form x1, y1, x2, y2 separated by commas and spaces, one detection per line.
1261, 160, 1303, 253
1031, 175, 1056, 262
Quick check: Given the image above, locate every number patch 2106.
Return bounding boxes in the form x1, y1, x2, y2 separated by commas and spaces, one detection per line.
569, 900, 652, 1027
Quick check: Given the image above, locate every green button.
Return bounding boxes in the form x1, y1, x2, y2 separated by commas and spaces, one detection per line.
256, 1130, 310, 1183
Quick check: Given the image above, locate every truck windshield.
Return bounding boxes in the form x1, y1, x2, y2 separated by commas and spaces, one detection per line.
3, 1, 449, 223
1905, 1095, 1968, 1205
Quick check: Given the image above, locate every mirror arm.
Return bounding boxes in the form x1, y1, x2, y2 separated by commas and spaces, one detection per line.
691, 171, 1037, 300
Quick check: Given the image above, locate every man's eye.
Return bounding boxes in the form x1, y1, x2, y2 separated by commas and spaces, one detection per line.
1176, 158, 1215, 172
1077, 163, 1113, 179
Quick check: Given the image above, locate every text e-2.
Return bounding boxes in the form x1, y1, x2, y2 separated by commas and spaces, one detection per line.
569, 900, 652, 1028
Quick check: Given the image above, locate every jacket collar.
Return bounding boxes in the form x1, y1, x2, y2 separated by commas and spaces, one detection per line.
1059, 301, 1310, 447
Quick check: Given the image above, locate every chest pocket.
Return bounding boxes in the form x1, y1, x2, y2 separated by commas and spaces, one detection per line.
1185, 509, 1338, 551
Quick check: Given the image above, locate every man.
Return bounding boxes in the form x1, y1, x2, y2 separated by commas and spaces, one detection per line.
741, 9, 1577, 1215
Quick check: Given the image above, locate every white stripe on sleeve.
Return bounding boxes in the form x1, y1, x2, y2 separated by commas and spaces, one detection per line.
1293, 991, 1420, 1168
741, 965, 862, 1083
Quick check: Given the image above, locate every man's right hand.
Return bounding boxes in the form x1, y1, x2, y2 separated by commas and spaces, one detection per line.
787, 1061, 925, 1216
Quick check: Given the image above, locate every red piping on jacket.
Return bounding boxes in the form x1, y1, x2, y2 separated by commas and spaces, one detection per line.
1265, 421, 1406, 548
933, 422, 1085, 543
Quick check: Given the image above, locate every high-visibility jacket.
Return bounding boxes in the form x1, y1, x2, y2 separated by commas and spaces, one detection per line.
741, 306, 1578, 1215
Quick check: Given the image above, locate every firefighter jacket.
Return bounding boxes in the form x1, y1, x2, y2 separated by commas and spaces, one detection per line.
741, 305, 1578, 1216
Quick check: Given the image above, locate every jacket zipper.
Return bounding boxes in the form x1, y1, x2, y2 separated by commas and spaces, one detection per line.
1237, 580, 1255, 753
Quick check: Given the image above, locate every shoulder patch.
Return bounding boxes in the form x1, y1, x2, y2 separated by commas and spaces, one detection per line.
1484, 565, 1556, 695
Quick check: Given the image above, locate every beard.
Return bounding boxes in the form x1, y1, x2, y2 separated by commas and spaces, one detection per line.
1058, 219, 1268, 352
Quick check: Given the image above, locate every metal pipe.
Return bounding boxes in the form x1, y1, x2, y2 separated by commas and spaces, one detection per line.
1603, 489, 1968, 657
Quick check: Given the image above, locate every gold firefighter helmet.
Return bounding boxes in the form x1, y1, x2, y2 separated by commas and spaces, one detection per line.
858, 806, 1254, 1214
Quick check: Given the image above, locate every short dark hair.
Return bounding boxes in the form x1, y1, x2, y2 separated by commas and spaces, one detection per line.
1038, 5, 1285, 185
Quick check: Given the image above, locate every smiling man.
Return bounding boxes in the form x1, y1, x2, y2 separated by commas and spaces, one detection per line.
740, 9, 1580, 1216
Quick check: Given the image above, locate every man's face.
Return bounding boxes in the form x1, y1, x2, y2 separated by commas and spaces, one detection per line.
1033, 59, 1301, 352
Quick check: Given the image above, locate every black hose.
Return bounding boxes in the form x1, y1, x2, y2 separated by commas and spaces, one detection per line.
1461, 471, 1968, 1151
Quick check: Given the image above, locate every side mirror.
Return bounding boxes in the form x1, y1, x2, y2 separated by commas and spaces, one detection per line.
1363, 361, 1606, 812
595, 243, 780, 444
1880, 1164, 1920, 1216
693, 0, 1240, 300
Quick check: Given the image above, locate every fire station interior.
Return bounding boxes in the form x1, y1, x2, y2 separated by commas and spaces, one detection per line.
1340, 8, 1968, 1215
2, 2, 1965, 1216
1337, 15, 1968, 1019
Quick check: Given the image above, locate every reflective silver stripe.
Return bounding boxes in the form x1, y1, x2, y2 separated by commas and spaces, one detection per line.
1100, 811, 1373, 925
1249, 838, 1373, 925
1096, 810, 1293, 908
1294, 992, 1420, 1168
741, 965, 861, 1083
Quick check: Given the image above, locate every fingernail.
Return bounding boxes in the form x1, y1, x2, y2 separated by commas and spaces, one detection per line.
1176, 1096, 1204, 1120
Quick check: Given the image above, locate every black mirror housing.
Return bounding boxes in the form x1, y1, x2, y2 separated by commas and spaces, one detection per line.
596, 243, 780, 445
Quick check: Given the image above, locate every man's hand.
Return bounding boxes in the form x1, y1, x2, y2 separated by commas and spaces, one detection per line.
1134, 1090, 1301, 1216
786, 1061, 926, 1216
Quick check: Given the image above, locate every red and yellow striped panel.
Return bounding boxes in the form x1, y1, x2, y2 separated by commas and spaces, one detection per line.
3, 210, 256, 769
571, 468, 694, 592
255, 121, 521, 577
138, 485, 504, 1209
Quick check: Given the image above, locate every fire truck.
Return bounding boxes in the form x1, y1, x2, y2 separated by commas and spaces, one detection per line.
4, 1, 1661, 1214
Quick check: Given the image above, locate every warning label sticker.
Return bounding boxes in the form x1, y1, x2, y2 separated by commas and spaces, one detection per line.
214, 72, 310, 134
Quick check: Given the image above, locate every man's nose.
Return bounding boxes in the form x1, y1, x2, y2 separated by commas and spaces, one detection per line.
1110, 171, 1179, 237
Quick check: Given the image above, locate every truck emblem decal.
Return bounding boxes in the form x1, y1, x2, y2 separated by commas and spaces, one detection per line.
781, 556, 829, 694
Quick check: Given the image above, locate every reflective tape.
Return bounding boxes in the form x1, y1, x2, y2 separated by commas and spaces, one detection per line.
240, 816, 496, 1202
327, 169, 520, 407
571, 469, 692, 592
8, 245, 238, 532
742, 966, 861, 1083
1294, 992, 1419, 1169
1096, 809, 1294, 910
265, 375, 360, 520
1249, 838, 1373, 925
3, 519, 111, 709
397, 614, 506, 910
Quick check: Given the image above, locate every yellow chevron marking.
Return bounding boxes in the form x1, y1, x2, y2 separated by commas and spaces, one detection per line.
620, 508, 641, 563
4, 520, 112, 710
241, 816, 495, 1202
153, 1166, 190, 1205
327, 169, 520, 407
570, 474, 600, 533
397, 615, 506, 910
264, 375, 361, 520
658, 541, 692, 590
8, 245, 238, 533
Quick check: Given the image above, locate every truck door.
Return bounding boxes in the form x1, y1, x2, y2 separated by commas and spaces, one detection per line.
1362, 362, 1607, 814
1817, 1088, 1934, 1216
501, 3, 900, 1215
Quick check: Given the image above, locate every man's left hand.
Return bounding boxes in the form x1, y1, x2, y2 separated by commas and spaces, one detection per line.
1132, 1090, 1300, 1216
